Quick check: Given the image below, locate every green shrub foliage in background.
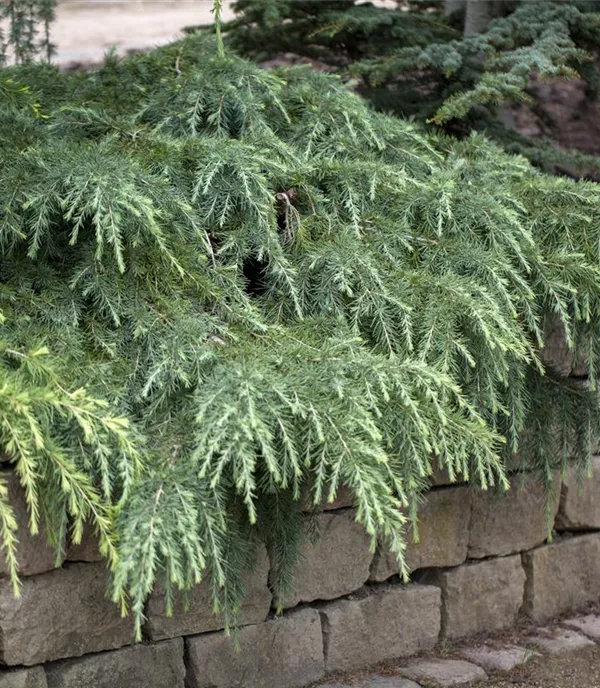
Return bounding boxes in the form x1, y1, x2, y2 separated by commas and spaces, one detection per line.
226, 0, 600, 175
2, 28, 600, 634
1, 0, 55, 64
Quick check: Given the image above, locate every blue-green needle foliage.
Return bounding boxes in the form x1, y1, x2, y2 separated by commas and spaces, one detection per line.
1, 34, 600, 636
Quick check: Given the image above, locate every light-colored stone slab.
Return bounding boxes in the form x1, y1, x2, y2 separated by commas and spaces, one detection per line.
362, 678, 422, 688
459, 644, 529, 672
0, 471, 62, 577
522, 533, 600, 622
562, 614, 600, 639
144, 546, 271, 640
321, 584, 441, 674
283, 509, 373, 608
370, 487, 470, 582
556, 457, 600, 530
0, 668, 47, 688
45, 639, 185, 688
0, 563, 134, 666
468, 474, 560, 559
435, 555, 525, 639
185, 608, 325, 688
528, 627, 595, 654
398, 659, 487, 686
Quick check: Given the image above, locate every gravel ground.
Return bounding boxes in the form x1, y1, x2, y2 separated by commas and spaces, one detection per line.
467, 645, 600, 687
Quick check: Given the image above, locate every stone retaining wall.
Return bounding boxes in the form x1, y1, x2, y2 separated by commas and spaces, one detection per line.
1, 458, 600, 688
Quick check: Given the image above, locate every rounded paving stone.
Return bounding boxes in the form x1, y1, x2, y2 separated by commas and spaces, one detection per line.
528, 627, 595, 655
398, 659, 487, 686
459, 644, 529, 672
562, 615, 600, 640
362, 677, 422, 688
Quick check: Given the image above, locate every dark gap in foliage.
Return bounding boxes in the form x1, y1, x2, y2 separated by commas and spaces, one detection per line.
242, 255, 269, 297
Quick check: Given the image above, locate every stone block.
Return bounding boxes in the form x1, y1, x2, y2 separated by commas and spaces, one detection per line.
398, 659, 487, 686
370, 487, 470, 582
0, 669, 47, 688
540, 314, 588, 377
45, 639, 184, 688
459, 644, 529, 672
522, 534, 600, 622
362, 679, 421, 688
562, 614, 600, 639
437, 555, 525, 639
283, 509, 372, 608
528, 627, 595, 654
144, 546, 271, 640
301, 486, 354, 512
0, 471, 62, 576
66, 521, 102, 563
430, 464, 466, 487
468, 474, 560, 558
185, 608, 325, 688
0, 563, 134, 665
556, 457, 600, 530
321, 584, 441, 673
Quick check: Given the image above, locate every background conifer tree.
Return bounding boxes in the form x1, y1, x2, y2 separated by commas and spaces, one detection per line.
226, 0, 600, 175
1, 0, 55, 64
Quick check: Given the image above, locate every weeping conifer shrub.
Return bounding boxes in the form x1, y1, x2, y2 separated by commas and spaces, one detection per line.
2, 24, 600, 636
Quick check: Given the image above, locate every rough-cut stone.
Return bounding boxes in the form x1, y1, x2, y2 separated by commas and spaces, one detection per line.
459, 645, 529, 672
65, 521, 102, 563
430, 464, 463, 486
0, 471, 62, 576
322, 486, 354, 511
0, 562, 134, 666
283, 509, 372, 608
301, 486, 354, 512
468, 474, 560, 558
556, 457, 600, 530
0, 669, 47, 688
321, 584, 441, 673
437, 555, 526, 639
362, 679, 421, 688
528, 628, 595, 654
398, 659, 487, 686
370, 487, 470, 582
540, 314, 588, 377
185, 608, 325, 688
562, 614, 600, 639
45, 639, 184, 688
522, 534, 600, 622
144, 546, 271, 640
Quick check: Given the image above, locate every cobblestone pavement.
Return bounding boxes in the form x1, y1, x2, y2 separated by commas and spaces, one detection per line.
313, 613, 600, 688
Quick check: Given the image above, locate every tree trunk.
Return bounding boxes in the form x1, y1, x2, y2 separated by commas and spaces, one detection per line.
493, 1, 509, 18
464, 0, 494, 35
444, 0, 466, 14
